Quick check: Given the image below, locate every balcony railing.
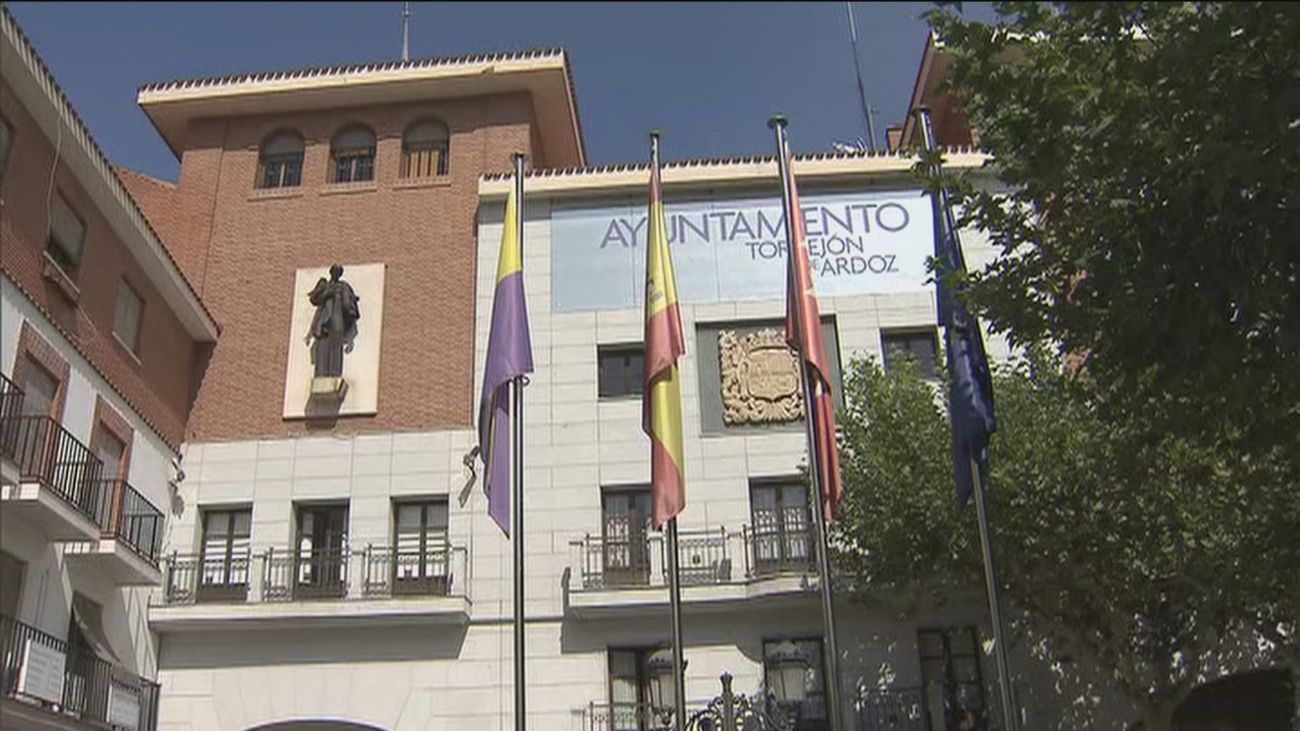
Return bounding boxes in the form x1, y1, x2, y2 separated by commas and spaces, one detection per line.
856, 686, 928, 731
0, 373, 23, 455
162, 551, 252, 604
97, 479, 165, 565
574, 701, 674, 731
360, 544, 458, 598
1, 613, 160, 731
569, 524, 814, 592
158, 544, 468, 606
2, 414, 106, 525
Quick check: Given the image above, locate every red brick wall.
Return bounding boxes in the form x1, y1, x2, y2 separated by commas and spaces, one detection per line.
173, 92, 536, 441
0, 79, 202, 449
115, 167, 191, 278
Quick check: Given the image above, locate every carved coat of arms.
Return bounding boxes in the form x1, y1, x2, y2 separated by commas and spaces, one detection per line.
719, 329, 803, 425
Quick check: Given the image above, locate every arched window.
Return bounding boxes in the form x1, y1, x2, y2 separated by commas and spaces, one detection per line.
256, 130, 304, 189
330, 125, 376, 183
401, 118, 449, 179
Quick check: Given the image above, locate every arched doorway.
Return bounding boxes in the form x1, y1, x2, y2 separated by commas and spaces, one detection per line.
1173, 668, 1293, 730
247, 721, 386, 731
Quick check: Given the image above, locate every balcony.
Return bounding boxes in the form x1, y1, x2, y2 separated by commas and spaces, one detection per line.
573, 702, 674, 731
0, 613, 160, 731
150, 544, 470, 632
855, 686, 928, 731
563, 525, 817, 618
0, 412, 106, 542
64, 479, 165, 586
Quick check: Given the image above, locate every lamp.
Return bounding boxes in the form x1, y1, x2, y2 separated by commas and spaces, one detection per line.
766, 640, 809, 703
645, 648, 684, 714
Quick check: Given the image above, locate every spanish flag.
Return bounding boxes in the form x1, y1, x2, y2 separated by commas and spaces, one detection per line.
643, 135, 686, 529
779, 145, 843, 523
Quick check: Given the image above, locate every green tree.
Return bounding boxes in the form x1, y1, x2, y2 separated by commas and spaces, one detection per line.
909, 1, 1300, 724
835, 354, 1275, 730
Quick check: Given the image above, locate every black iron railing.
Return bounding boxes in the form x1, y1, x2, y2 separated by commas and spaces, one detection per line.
97, 479, 165, 565
576, 701, 674, 731
671, 527, 732, 586
743, 511, 815, 578
262, 547, 349, 601
4, 414, 106, 525
0, 373, 23, 460
162, 551, 252, 604
856, 686, 928, 731
1, 613, 160, 730
572, 532, 654, 590
361, 544, 457, 597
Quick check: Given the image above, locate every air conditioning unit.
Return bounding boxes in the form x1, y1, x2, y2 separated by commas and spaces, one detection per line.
17, 639, 66, 704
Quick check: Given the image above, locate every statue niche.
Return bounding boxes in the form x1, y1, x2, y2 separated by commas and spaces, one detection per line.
305, 263, 360, 397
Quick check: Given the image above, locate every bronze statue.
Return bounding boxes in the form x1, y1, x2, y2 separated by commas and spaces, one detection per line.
306, 264, 360, 378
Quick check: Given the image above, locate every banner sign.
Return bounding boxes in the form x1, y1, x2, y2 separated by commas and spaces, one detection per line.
550, 189, 935, 312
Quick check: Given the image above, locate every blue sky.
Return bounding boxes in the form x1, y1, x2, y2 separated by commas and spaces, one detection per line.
8, 2, 987, 180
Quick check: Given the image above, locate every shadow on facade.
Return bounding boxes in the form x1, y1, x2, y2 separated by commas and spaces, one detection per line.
159, 624, 469, 669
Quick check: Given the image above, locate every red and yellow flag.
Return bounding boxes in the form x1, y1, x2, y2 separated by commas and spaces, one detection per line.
781, 150, 844, 523
643, 141, 686, 529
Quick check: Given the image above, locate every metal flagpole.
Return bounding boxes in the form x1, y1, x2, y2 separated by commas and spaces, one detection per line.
769, 117, 844, 731
512, 152, 527, 731
650, 132, 689, 731
914, 108, 1019, 731
970, 456, 1018, 731
666, 519, 688, 731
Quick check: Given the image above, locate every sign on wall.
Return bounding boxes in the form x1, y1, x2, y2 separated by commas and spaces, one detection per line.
550, 189, 935, 312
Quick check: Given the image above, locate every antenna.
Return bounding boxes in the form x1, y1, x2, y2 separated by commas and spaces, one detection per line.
845, 2, 878, 150
401, 2, 411, 61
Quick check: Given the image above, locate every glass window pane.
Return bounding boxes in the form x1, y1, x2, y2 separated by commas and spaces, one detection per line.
205, 512, 229, 538
397, 504, 423, 532
231, 511, 251, 538
50, 194, 85, 265
114, 284, 143, 352
427, 501, 449, 529
21, 360, 59, 416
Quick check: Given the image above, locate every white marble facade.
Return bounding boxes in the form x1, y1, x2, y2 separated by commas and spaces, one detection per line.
154, 172, 1114, 731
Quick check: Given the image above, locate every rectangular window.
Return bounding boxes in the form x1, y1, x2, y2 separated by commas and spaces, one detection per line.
607, 647, 659, 731
48, 193, 86, 275
749, 481, 813, 574
0, 117, 12, 179
331, 150, 374, 183
198, 508, 251, 601
881, 328, 940, 380
258, 154, 302, 189
598, 345, 645, 399
918, 626, 986, 731
392, 499, 449, 595
113, 282, 144, 355
18, 357, 59, 418
91, 428, 127, 482
763, 638, 828, 730
295, 503, 349, 598
601, 486, 652, 586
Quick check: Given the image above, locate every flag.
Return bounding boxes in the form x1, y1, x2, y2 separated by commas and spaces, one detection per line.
930, 181, 997, 507
780, 151, 843, 523
643, 148, 686, 529
478, 176, 533, 535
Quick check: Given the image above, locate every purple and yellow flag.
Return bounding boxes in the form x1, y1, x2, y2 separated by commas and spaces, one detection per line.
643, 141, 686, 529
478, 176, 532, 535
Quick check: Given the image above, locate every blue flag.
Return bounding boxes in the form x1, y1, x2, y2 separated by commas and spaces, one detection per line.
930, 183, 997, 508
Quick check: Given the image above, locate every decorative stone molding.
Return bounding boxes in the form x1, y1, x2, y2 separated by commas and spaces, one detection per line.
718, 329, 803, 426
